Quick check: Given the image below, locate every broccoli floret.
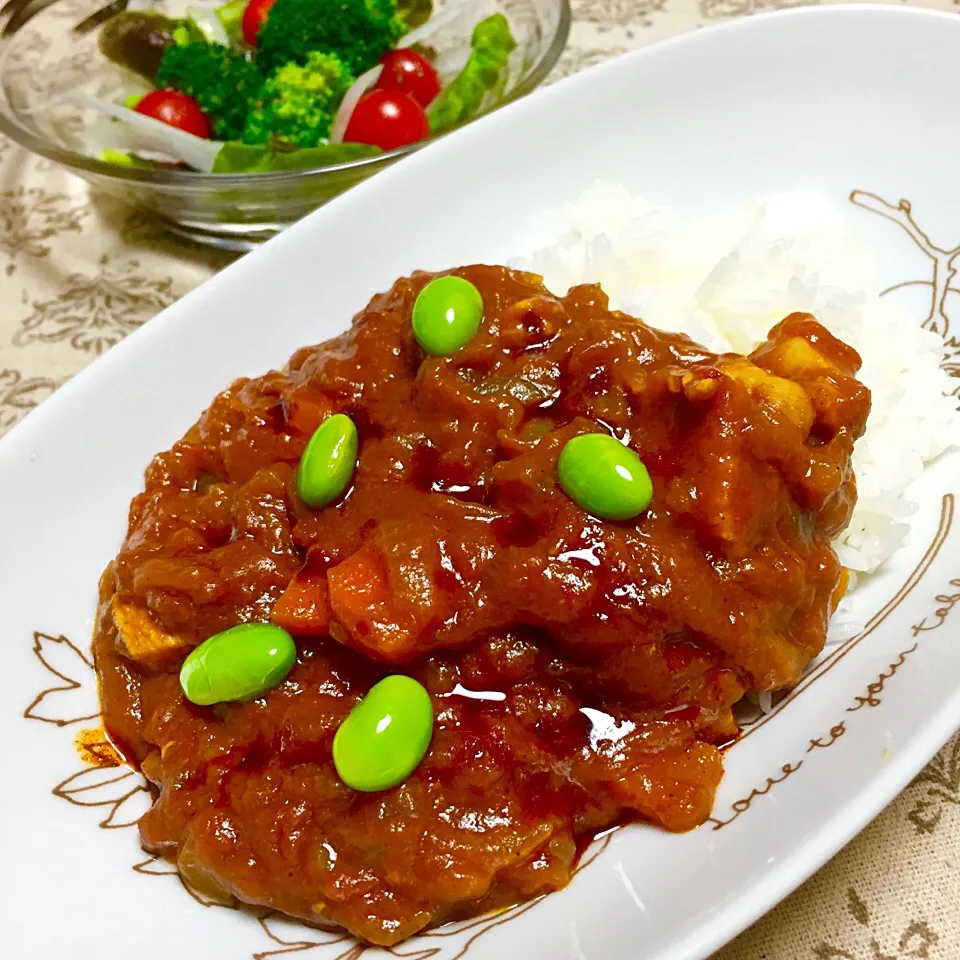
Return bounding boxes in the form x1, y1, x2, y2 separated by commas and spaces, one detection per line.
155, 42, 262, 141
255, 0, 406, 77
243, 51, 353, 148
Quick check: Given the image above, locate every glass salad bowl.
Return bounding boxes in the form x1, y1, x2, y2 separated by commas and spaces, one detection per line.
0, 0, 569, 248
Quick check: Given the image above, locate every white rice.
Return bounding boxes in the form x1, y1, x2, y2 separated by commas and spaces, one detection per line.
511, 182, 960, 580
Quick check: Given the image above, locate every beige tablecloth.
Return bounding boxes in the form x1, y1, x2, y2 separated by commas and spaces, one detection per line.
1, 1, 957, 956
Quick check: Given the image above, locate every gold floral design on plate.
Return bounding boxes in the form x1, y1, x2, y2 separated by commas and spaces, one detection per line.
22, 631, 98, 727
22, 496, 956, 949
20, 625, 614, 958
246, 837, 614, 960
708, 494, 954, 830
735, 488, 955, 744
15, 185, 960, 955
850, 190, 960, 386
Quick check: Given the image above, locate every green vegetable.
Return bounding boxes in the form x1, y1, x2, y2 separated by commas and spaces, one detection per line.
557, 434, 653, 522
155, 42, 263, 141
215, 0, 248, 45
397, 0, 432, 30
123, 93, 144, 109
212, 140, 381, 172
179, 623, 297, 705
98, 149, 155, 168
256, 0, 406, 76
98, 10, 179, 80
297, 413, 359, 508
332, 676, 434, 792
172, 22, 204, 46
185, 9, 229, 45
244, 51, 354, 148
428, 14, 516, 135
412, 275, 484, 355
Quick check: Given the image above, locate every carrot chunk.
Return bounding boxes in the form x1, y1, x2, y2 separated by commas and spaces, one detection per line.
327, 550, 390, 621
285, 392, 332, 436
272, 570, 330, 636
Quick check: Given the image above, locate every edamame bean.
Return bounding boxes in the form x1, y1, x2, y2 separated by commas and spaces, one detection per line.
411, 275, 484, 356
297, 413, 358, 509
179, 623, 296, 706
557, 433, 653, 521
332, 675, 434, 792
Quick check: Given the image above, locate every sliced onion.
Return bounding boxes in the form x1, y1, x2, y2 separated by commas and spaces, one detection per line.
400, 0, 488, 49
431, 46, 469, 80
85, 114, 181, 164
187, 5, 231, 45
92, 63, 152, 105
30, 94, 223, 172
329, 64, 383, 144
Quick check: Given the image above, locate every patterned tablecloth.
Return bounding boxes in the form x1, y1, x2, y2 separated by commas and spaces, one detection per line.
1, 0, 958, 956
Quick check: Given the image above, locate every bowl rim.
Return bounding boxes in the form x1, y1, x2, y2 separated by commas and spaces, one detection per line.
0, 0, 571, 185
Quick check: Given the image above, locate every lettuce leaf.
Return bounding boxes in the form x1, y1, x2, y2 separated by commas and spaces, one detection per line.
397, 0, 433, 30
427, 13, 515, 135
214, 0, 247, 45
212, 140, 381, 173
98, 148, 158, 168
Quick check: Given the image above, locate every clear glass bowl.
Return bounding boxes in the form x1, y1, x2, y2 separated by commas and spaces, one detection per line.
0, 0, 569, 249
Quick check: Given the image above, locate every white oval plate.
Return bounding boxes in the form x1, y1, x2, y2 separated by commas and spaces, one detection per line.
1, 6, 959, 959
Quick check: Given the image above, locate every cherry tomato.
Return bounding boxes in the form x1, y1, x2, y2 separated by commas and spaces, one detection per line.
343, 89, 430, 152
376, 48, 441, 108
135, 89, 211, 139
242, 0, 276, 45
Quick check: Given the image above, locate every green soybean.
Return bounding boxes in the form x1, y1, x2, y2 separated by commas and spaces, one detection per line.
557, 433, 653, 521
332, 675, 434, 792
179, 623, 297, 706
297, 413, 358, 509
411, 275, 484, 356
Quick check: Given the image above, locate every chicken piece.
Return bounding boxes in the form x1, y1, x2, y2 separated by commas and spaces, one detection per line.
93, 268, 872, 947
752, 313, 870, 443
111, 597, 192, 665
720, 357, 815, 435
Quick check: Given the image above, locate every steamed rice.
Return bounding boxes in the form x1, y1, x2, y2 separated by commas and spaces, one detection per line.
511, 182, 960, 582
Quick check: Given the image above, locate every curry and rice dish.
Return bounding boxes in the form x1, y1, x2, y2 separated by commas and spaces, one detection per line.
93, 263, 870, 946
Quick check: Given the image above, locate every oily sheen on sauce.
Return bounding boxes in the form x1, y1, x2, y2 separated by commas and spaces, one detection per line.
92, 265, 869, 945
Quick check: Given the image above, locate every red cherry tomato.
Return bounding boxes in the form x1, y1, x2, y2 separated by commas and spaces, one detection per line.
135, 89, 211, 139
376, 48, 441, 108
242, 0, 276, 45
343, 89, 430, 152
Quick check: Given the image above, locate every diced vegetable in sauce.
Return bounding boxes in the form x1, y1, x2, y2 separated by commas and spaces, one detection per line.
95, 265, 870, 946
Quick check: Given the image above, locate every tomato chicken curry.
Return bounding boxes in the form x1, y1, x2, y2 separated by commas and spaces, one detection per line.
93, 265, 870, 945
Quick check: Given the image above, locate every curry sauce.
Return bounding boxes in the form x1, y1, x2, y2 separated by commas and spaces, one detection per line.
93, 266, 870, 945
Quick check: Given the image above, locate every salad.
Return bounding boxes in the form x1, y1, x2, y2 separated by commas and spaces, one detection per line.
54, 0, 516, 173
